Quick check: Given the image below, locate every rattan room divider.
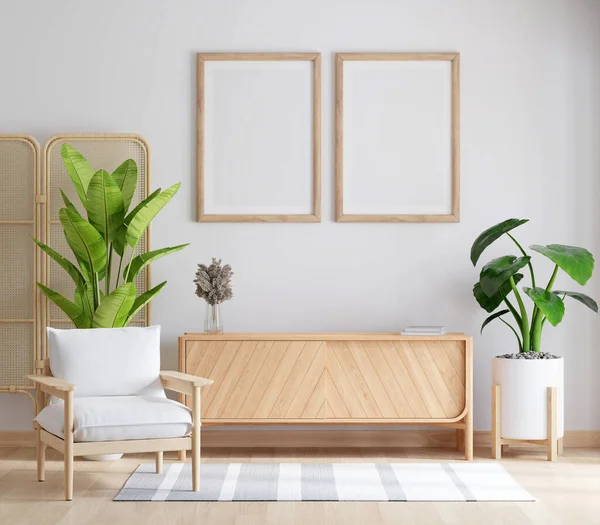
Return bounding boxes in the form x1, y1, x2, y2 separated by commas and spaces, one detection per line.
0, 135, 40, 405
0, 134, 151, 409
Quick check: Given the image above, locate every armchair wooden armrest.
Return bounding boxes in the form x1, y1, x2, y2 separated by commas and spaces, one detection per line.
160, 371, 213, 395
27, 375, 75, 400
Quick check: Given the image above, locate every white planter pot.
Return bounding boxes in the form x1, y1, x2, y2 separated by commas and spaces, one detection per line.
492, 357, 564, 440
82, 454, 123, 461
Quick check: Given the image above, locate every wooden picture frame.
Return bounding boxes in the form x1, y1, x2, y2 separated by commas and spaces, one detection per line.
335, 53, 460, 222
196, 53, 322, 222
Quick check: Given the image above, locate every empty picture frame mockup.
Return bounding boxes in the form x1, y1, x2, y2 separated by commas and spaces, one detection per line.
335, 53, 460, 222
197, 53, 321, 222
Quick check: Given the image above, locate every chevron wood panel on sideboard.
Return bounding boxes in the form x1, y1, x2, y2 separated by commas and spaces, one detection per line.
179, 333, 473, 459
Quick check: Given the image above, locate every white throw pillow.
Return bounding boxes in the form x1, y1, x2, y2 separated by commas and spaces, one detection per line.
47, 325, 165, 399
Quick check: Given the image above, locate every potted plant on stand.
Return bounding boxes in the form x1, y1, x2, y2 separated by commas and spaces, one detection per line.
33, 144, 188, 459
471, 218, 597, 459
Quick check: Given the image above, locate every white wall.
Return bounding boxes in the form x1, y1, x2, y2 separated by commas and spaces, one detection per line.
1, 0, 600, 432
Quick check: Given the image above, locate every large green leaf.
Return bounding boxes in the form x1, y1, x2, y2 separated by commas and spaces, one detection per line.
37, 283, 91, 328
126, 281, 167, 323
530, 244, 595, 285
61, 144, 95, 207
60, 189, 80, 215
480, 309, 509, 333
470, 218, 529, 266
479, 255, 530, 297
86, 170, 125, 242
474, 273, 523, 313
123, 244, 189, 283
523, 287, 565, 327
553, 290, 598, 313
92, 283, 136, 328
126, 183, 180, 248
32, 238, 86, 291
74, 285, 93, 322
111, 159, 138, 213
113, 188, 162, 257
59, 207, 107, 272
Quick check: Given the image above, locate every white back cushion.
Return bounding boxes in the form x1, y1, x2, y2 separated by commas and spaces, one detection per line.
47, 326, 165, 398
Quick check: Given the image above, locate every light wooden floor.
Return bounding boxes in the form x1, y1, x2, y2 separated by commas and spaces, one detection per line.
1, 446, 599, 525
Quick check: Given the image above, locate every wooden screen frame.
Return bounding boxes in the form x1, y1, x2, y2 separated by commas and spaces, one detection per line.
196, 52, 322, 222
335, 52, 460, 223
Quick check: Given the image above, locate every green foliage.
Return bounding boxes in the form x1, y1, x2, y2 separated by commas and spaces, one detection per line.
33, 145, 188, 328
470, 218, 597, 352
86, 170, 125, 242
523, 287, 565, 327
479, 256, 530, 297
124, 244, 189, 283
92, 283, 137, 328
60, 144, 95, 207
470, 218, 529, 265
473, 274, 523, 313
530, 245, 594, 286
553, 290, 598, 313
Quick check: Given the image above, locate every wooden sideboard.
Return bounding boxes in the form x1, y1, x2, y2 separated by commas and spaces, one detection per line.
179, 333, 473, 459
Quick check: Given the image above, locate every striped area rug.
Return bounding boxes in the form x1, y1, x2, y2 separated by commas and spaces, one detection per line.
114, 462, 534, 502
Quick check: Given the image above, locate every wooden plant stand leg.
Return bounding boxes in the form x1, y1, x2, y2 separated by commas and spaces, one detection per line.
492, 384, 501, 459
547, 387, 557, 462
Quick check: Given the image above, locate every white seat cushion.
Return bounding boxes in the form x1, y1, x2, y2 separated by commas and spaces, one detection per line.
47, 326, 164, 399
35, 396, 192, 443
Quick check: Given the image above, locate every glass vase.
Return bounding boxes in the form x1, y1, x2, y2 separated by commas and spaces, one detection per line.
205, 303, 223, 334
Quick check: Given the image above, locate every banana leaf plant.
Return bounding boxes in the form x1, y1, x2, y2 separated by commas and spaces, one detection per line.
471, 218, 597, 352
34, 144, 188, 328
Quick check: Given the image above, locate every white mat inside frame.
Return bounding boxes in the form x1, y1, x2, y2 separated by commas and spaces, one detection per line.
115, 462, 535, 502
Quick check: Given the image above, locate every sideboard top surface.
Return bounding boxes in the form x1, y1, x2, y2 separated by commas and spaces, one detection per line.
181, 332, 470, 341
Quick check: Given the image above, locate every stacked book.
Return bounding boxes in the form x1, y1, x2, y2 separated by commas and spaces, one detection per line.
401, 325, 448, 336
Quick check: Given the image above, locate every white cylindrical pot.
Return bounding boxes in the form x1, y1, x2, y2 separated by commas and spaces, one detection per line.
82, 454, 123, 461
492, 357, 564, 440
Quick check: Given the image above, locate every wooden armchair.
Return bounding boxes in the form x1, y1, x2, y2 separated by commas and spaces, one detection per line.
28, 363, 212, 501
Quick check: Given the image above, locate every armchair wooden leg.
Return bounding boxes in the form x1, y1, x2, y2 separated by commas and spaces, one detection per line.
178, 450, 186, 461
192, 386, 201, 492
36, 387, 46, 482
156, 451, 163, 474
37, 429, 46, 482
64, 391, 74, 501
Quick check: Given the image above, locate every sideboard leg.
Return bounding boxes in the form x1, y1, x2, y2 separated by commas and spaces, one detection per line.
492, 384, 502, 460
464, 413, 473, 461
456, 429, 464, 451
547, 387, 558, 462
